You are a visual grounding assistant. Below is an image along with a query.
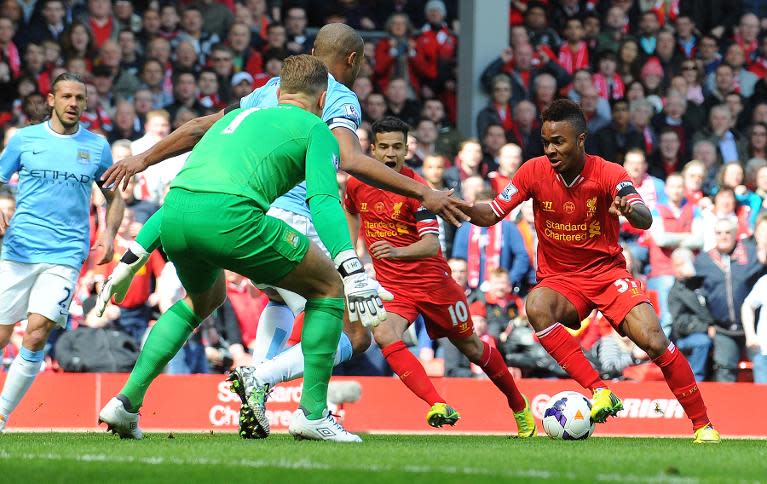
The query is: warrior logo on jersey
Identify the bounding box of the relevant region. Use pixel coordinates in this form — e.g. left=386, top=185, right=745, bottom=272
left=564, top=201, right=576, bottom=214
left=499, top=182, right=518, bottom=201
left=586, top=196, right=597, bottom=216
left=331, top=153, right=340, bottom=170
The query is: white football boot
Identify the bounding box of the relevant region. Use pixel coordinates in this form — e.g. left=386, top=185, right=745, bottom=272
left=98, top=397, right=143, bottom=439
left=288, top=408, right=362, bottom=443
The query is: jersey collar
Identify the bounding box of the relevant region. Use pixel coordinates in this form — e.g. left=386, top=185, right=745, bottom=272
left=45, top=121, right=81, bottom=138
left=554, top=154, right=593, bottom=189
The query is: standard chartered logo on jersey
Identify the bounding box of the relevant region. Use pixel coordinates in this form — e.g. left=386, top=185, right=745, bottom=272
left=543, top=219, right=601, bottom=241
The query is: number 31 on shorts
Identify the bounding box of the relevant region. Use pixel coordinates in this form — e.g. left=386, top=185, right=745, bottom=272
left=613, top=278, right=642, bottom=296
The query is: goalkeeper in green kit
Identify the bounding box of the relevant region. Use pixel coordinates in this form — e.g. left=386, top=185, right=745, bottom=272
left=98, top=55, right=390, bottom=443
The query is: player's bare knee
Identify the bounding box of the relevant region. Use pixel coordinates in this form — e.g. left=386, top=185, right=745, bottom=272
left=457, top=337, right=484, bottom=363
left=0, top=331, right=11, bottom=349
left=372, top=325, right=398, bottom=348
left=644, top=326, right=671, bottom=359
left=525, top=298, right=553, bottom=331
left=22, top=329, right=48, bottom=351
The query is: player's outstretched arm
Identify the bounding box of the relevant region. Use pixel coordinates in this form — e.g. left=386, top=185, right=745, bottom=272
left=92, top=186, right=126, bottom=264
left=333, top=128, right=470, bottom=227
left=102, top=109, right=225, bottom=191
left=461, top=202, right=502, bottom=227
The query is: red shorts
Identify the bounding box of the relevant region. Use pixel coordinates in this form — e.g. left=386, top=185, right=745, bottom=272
left=383, top=280, right=474, bottom=340
left=535, top=266, right=652, bottom=329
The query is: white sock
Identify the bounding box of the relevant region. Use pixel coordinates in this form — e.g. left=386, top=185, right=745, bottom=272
left=251, top=302, right=296, bottom=364
left=0, top=346, right=44, bottom=419
left=255, top=332, right=354, bottom=387
left=275, top=287, right=306, bottom=315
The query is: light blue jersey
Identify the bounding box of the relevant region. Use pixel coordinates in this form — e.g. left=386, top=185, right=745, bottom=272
left=0, top=122, right=112, bottom=269
left=240, top=73, right=362, bottom=218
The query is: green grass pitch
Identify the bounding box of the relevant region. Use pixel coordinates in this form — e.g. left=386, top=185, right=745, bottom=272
left=1, top=433, right=765, bottom=483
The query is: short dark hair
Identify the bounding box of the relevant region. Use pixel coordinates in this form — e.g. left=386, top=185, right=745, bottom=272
left=609, top=97, right=628, bottom=110
left=51, top=72, right=85, bottom=93
left=659, top=126, right=680, bottom=139
left=371, top=116, right=410, bottom=142
left=541, top=99, right=588, bottom=135
left=172, top=68, right=197, bottom=84
left=483, top=122, right=506, bottom=138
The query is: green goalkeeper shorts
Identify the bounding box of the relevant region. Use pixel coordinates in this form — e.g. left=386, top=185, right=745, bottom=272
left=160, top=188, right=310, bottom=294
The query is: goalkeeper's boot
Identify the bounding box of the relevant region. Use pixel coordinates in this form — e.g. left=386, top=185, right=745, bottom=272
left=98, top=397, right=143, bottom=440
left=590, top=388, right=623, bottom=424
left=513, top=395, right=537, bottom=438
left=288, top=408, right=362, bottom=443
left=693, top=423, right=721, bottom=444
left=227, top=367, right=270, bottom=439
left=426, top=402, right=460, bottom=428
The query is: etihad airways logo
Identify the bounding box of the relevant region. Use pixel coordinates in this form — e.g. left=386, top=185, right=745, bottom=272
left=20, top=168, right=94, bottom=185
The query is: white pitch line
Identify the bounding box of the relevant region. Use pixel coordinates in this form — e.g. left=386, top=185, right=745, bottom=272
left=0, top=450, right=703, bottom=483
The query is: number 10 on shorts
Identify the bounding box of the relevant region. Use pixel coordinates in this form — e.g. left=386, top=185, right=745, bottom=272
left=448, top=301, right=469, bottom=326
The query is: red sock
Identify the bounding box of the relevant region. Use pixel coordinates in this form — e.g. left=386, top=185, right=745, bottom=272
left=654, top=343, right=710, bottom=431
left=537, top=323, right=605, bottom=392
left=382, top=340, right=444, bottom=406
left=477, top=342, right=527, bottom=412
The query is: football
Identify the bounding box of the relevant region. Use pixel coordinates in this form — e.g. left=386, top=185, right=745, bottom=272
left=542, top=391, right=596, bottom=440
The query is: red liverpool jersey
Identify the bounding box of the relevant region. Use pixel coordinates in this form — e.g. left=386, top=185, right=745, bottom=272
left=345, top=166, right=451, bottom=290
left=490, top=154, right=645, bottom=279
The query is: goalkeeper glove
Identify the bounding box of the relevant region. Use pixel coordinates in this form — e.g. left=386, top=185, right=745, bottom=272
left=95, top=242, right=150, bottom=316
left=334, top=250, right=393, bottom=328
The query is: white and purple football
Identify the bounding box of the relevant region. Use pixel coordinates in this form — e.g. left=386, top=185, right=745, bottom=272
left=542, top=391, right=596, bottom=440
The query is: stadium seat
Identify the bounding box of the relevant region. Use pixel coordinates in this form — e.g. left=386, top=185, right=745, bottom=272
left=737, top=360, right=754, bottom=383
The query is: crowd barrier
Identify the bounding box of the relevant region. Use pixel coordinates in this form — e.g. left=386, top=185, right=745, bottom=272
left=2, top=374, right=765, bottom=437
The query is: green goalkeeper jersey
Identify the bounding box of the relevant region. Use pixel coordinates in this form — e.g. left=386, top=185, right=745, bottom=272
left=171, top=104, right=341, bottom=212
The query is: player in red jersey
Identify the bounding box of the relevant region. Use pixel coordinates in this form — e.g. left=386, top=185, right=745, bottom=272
left=345, top=117, right=536, bottom=436
left=462, top=100, right=720, bottom=444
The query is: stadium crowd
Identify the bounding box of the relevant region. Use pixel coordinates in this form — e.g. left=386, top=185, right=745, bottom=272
left=0, top=0, right=766, bottom=384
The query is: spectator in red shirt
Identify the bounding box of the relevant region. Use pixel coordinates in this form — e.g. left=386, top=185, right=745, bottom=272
left=415, top=0, right=456, bottom=94
left=735, top=12, right=760, bottom=66
left=158, top=4, right=181, bottom=42
left=374, top=13, right=423, bottom=94
left=79, top=0, right=118, bottom=49
left=197, top=67, right=225, bottom=110
left=476, top=74, right=515, bottom=142
left=0, top=16, right=20, bottom=78
left=558, top=16, right=589, bottom=75
left=227, top=21, right=262, bottom=77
